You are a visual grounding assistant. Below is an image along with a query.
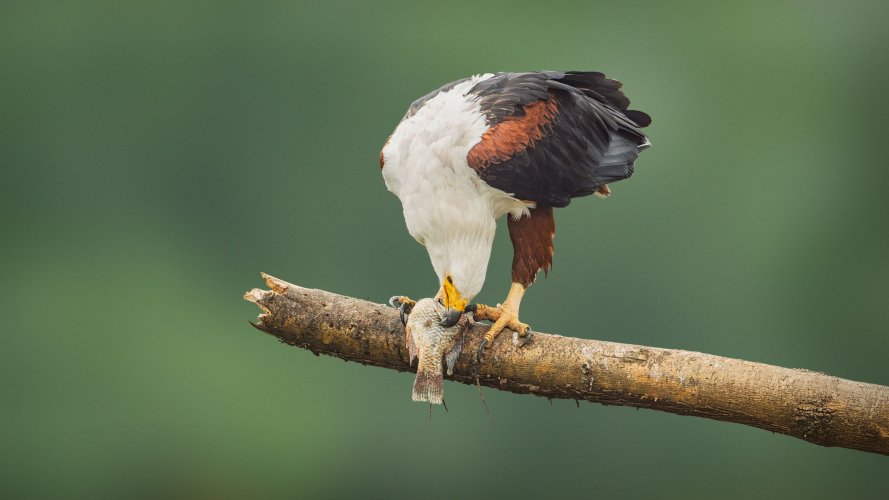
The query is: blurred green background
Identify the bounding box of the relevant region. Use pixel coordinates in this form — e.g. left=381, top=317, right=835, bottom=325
left=2, top=0, right=888, bottom=498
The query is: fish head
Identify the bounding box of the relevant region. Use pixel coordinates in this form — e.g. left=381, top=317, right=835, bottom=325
left=405, top=298, right=447, bottom=331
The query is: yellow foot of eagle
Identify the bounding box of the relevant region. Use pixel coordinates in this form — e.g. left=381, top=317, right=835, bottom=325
left=468, top=283, right=533, bottom=361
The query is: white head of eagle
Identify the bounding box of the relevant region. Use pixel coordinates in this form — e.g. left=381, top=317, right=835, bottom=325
left=381, top=71, right=651, bottom=333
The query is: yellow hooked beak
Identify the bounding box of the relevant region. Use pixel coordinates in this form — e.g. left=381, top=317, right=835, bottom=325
left=440, top=275, right=467, bottom=327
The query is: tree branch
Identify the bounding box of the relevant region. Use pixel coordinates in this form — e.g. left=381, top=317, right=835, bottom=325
left=244, top=273, right=889, bottom=456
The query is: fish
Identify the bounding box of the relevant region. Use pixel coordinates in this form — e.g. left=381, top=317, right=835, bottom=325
left=405, top=298, right=466, bottom=404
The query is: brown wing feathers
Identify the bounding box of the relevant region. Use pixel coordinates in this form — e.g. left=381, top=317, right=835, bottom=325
left=467, top=98, right=559, bottom=170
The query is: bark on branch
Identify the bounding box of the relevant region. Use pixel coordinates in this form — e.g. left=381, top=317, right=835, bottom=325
left=244, top=273, right=889, bottom=456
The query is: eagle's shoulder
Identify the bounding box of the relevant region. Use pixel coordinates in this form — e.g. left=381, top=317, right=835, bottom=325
left=402, top=77, right=472, bottom=120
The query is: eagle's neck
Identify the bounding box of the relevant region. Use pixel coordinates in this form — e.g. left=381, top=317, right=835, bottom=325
left=424, top=214, right=496, bottom=302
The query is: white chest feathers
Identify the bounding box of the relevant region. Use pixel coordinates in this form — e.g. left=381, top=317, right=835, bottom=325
left=381, top=75, right=531, bottom=299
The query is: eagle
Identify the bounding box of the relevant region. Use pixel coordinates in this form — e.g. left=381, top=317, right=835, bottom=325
left=381, top=71, right=651, bottom=356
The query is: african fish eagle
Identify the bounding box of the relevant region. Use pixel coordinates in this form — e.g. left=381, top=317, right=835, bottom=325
left=381, top=71, right=651, bottom=354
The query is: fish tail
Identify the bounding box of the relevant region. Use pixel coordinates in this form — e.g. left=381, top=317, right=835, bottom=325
left=412, top=358, right=443, bottom=405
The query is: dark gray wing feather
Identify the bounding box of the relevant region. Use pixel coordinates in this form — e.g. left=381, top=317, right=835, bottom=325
left=468, top=71, right=651, bottom=207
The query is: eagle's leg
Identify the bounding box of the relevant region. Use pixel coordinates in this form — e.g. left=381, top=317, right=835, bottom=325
left=468, top=204, right=553, bottom=358
left=470, top=282, right=532, bottom=357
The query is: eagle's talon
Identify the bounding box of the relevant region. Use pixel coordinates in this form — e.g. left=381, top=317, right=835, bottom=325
left=509, top=320, right=531, bottom=337
left=472, top=295, right=529, bottom=354
left=389, top=296, right=416, bottom=326
left=475, top=338, right=488, bottom=363
left=513, top=327, right=533, bottom=348
left=388, top=295, right=415, bottom=309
